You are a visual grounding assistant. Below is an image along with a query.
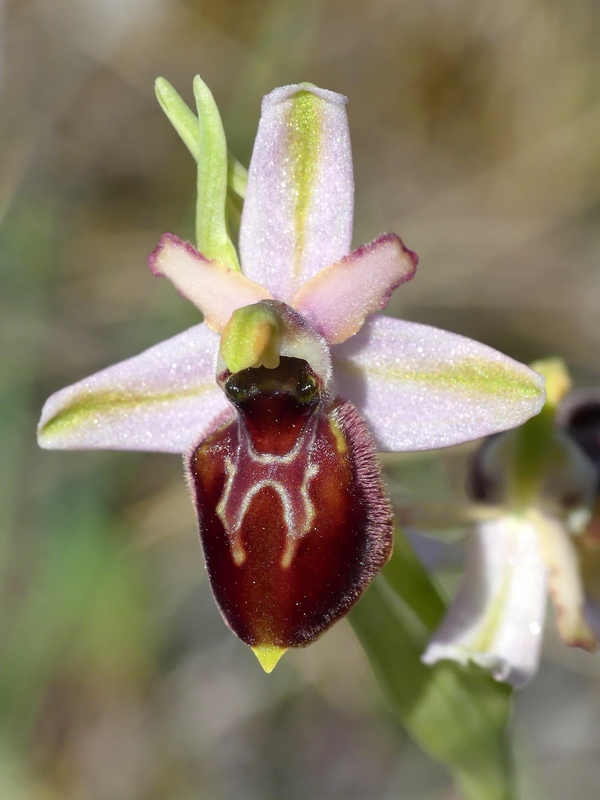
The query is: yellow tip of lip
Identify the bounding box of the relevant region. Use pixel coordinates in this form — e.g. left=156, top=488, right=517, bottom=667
left=251, top=644, right=287, bottom=673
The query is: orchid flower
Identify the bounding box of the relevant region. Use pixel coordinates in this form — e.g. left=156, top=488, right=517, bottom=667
left=423, top=359, right=600, bottom=687
left=37, top=77, right=544, bottom=672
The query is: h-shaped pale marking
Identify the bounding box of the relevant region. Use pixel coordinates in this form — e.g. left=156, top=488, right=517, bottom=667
left=216, top=417, right=320, bottom=568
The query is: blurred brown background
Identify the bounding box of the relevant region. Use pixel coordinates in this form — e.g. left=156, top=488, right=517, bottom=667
left=2, top=0, right=600, bottom=797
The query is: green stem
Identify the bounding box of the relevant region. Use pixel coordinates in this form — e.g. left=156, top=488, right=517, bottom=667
left=383, top=527, right=447, bottom=630
left=351, top=580, right=516, bottom=800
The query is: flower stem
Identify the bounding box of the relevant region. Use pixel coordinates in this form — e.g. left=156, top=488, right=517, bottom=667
left=350, top=531, right=518, bottom=800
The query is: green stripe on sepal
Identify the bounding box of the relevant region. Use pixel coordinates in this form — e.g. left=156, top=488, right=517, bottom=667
left=38, top=385, right=212, bottom=443
left=287, top=87, right=321, bottom=281
left=346, top=357, right=542, bottom=401
left=350, top=536, right=517, bottom=800
left=155, top=76, right=241, bottom=272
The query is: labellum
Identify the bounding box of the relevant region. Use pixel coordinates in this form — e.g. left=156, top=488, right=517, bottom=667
left=187, top=302, right=393, bottom=671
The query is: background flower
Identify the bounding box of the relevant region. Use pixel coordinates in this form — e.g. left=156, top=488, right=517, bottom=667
left=422, top=360, right=600, bottom=687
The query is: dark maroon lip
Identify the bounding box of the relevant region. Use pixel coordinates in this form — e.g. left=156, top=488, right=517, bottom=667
left=187, top=352, right=393, bottom=650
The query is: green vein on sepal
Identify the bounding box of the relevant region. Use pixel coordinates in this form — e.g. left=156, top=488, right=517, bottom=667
left=38, top=385, right=213, bottom=441
left=287, top=89, right=321, bottom=281
left=340, top=357, right=541, bottom=401
left=470, top=567, right=513, bottom=654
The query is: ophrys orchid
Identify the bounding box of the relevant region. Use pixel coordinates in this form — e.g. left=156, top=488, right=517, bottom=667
left=38, top=78, right=545, bottom=671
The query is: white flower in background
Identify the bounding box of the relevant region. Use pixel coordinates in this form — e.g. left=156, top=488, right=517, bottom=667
left=423, top=359, right=600, bottom=687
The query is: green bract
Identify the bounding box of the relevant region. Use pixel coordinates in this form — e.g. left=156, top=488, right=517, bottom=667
left=155, top=76, right=240, bottom=271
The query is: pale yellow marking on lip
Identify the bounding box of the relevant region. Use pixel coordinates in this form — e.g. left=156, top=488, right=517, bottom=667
left=280, top=543, right=297, bottom=570
left=216, top=422, right=320, bottom=572
left=329, top=416, right=348, bottom=454
left=252, top=644, right=287, bottom=673
left=230, top=541, right=246, bottom=566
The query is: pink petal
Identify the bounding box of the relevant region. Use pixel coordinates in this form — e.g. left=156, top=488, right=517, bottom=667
left=332, top=315, right=545, bottom=451
left=38, top=323, right=231, bottom=453
left=292, top=234, right=417, bottom=344
left=422, top=516, right=548, bottom=688
left=240, top=84, right=354, bottom=302
left=149, top=234, right=272, bottom=332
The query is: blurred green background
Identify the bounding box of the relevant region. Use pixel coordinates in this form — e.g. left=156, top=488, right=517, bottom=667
left=2, top=0, right=600, bottom=797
